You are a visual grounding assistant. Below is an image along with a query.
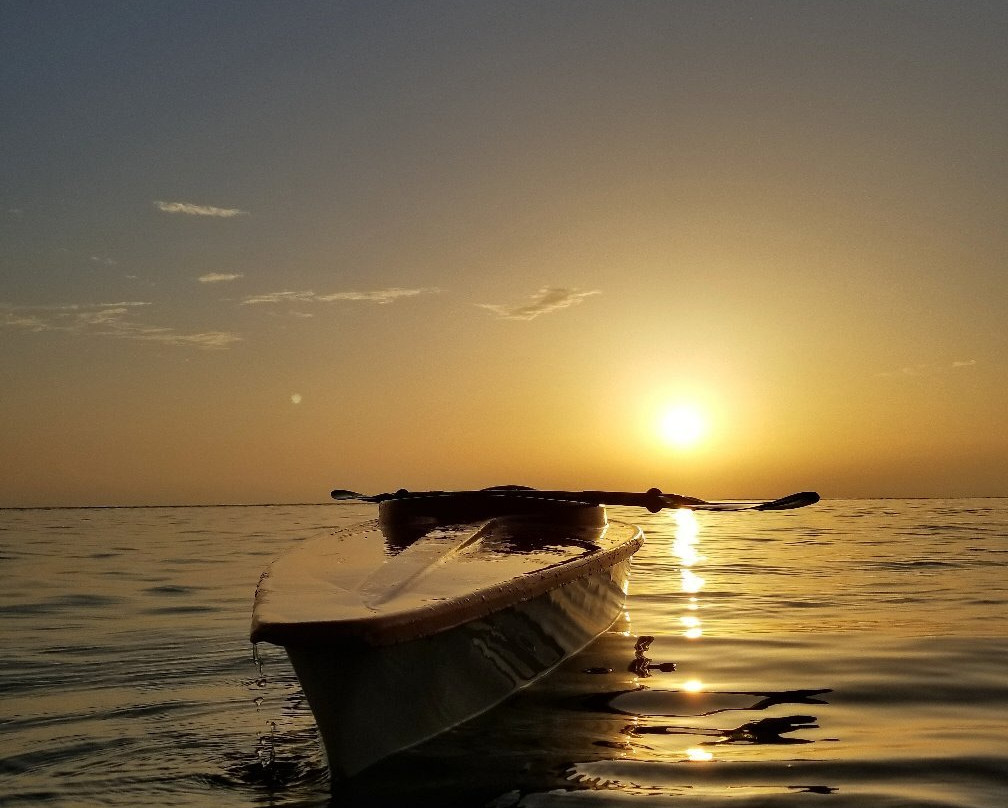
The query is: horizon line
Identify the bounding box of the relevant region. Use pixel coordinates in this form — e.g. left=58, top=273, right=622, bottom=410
left=2, top=495, right=1007, bottom=511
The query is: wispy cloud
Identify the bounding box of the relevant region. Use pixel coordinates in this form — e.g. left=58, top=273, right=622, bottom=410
left=198, top=272, right=244, bottom=284
left=876, top=359, right=979, bottom=378
left=241, top=290, right=317, bottom=306
left=3, top=301, right=151, bottom=314
left=316, top=288, right=437, bottom=303
left=477, top=286, right=600, bottom=320
left=127, top=328, right=244, bottom=349
left=1, top=302, right=241, bottom=350
left=241, top=287, right=439, bottom=306
left=154, top=201, right=248, bottom=218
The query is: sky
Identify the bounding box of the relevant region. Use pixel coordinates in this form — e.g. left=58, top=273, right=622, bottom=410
left=2, top=1, right=1006, bottom=506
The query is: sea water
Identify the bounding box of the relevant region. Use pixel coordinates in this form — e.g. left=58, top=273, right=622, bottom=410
left=1, top=499, right=1006, bottom=807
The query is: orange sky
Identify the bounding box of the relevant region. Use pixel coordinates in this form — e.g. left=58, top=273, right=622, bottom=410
left=2, top=3, right=1005, bottom=505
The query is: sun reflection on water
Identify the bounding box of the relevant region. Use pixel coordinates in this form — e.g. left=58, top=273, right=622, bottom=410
left=672, top=509, right=700, bottom=563
left=671, top=509, right=705, bottom=637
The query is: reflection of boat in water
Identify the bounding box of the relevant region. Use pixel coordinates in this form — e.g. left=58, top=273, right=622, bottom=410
left=250, top=486, right=819, bottom=782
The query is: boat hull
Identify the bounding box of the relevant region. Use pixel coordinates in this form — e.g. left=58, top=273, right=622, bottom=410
left=284, top=553, right=634, bottom=780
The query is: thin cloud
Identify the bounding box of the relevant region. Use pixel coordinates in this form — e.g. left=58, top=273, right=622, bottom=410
left=1, top=301, right=241, bottom=350
left=242, top=290, right=318, bottom=306
left=876, top=359, right=979, bottom=378
left=316, top=287, right=437, bottom=304
left=2, top=301, right=152, bottom=314
left=198, top=272, right=244, bottom=284
left=154, top=201, right=248, bottom=218
left=241, top=287, right=439, bottom=306
left=127, top=328, right=243, bottom=349
left=478, top=286, right=600, bottom=320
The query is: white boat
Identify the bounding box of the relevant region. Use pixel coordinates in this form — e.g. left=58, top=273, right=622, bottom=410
left=249, top=486, right=819, bottom=781
left=250, top=490, right=640, bottom=780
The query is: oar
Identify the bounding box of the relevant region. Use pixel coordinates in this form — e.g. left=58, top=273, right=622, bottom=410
left=330, top=487, right=820, bottom=512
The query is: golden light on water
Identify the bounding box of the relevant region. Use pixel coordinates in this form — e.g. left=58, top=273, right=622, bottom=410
left=681, top=567, right=705, bottom=595
left=681, top=615, right=703, bottom=639
left=672, top=508, right=705, bottom=637
left=686, top=747, right=714, bottom=762
left=672, top=509, right=701, bottom=563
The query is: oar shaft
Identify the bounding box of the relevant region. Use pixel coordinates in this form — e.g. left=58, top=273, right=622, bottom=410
left=331, top=487, right=820, bottom=512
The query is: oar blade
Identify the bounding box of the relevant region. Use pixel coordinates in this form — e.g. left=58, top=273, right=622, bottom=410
left=754, top=491, right=821, bottom=510
left=330, top=489, right=367, bottom=501
left=684, top=491, right=821, bottom=511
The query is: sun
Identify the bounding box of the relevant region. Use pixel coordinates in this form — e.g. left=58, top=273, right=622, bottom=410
left=659, top=404, right=707, bottom=448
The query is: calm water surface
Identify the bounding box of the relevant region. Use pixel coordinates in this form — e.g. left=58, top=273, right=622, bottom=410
left=2, top=499, right=1006, bottom=807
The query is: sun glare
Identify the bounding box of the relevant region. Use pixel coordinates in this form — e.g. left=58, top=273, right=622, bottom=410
left=659, top=404, right=706, bottom=448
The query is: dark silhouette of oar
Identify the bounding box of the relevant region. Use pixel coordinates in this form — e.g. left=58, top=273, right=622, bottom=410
left=330, top=487, right=820, bottom=512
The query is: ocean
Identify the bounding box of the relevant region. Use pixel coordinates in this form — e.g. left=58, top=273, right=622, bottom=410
left=2, top=499, right=1006, bottom=807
